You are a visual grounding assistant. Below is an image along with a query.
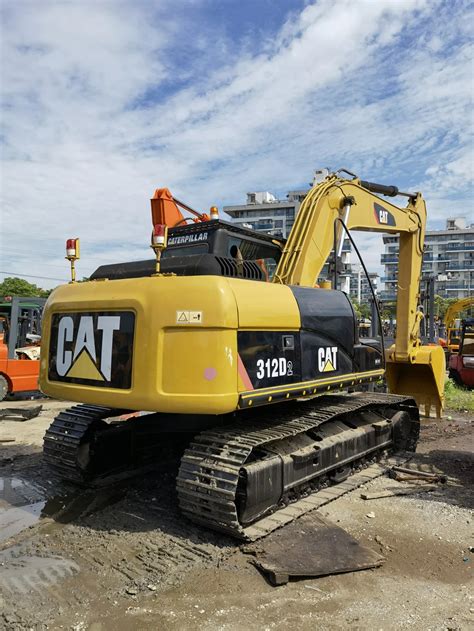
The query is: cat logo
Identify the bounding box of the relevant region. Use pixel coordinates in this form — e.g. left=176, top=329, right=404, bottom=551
left=374, top=203, right=396, bottom=227
left=379, top=209, right=389, bottom=224
left=318, top=346, right=338, bottom=372
left=49, top=311, right=135, bottom=388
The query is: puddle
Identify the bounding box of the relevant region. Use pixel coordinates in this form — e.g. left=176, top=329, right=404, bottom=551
left=0, top=477, right=45, bottom=508
left=0, top=501, right=46, bottom=544
left=0, top=477, right=47, bottom=544
left=42, top=484, right=126, bottom=523
left=0, top=476, right=125, bottom=544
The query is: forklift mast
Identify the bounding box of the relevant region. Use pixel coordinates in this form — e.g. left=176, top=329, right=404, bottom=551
left=2, top=297, right=46, bottom=358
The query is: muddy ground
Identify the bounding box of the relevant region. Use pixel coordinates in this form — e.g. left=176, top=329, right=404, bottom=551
left=0, top=398, right=472, bottom=630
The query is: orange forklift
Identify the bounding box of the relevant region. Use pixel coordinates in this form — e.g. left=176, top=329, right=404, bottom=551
left=0, top=296, right=45, bottom=400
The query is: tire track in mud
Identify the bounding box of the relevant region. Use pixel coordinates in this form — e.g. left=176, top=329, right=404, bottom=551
left=0, top=466, right=232, bottom=620
left=58, top=510, right=231, bottom=595
left=0, top=544, right=79, bottom=595
left=0, top=474, right=233, bottom=629
left=0, top=435, right=233, bottom=631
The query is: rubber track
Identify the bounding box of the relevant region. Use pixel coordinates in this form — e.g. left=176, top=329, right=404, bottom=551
left=176, top=392, right=418, bottom=540
left=43, top=404, right=128, bottom=483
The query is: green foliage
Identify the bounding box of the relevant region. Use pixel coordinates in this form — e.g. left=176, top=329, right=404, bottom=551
left=352, top=299, right=371, bottom=320
left=0, top=276, right=53, bottom=298
left=434, top=295, right=458, bottom=320
left=380, top=303, right=396, bottom=320
left=444, top=379, right=474, bottom=412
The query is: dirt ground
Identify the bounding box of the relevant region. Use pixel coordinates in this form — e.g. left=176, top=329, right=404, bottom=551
left=0, top=397, right=472, bottom=631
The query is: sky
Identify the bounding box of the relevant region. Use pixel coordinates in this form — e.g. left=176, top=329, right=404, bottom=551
left=1, top=0, right=473, bottom=288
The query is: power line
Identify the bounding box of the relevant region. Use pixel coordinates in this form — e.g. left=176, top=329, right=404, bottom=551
left=0, top=258, right=71, bottom=272
left=0, top=271, right=67, bottom=282
left=0, top=247, right=148, bottom=266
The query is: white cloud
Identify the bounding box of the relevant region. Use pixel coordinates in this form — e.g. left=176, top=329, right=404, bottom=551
left=1, top=0, right=472, bottom=287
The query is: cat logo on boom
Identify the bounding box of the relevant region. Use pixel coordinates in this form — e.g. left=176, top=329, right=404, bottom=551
left=374, top=203, right=396, bottom=227
left=318, top=347, right=338, bottom=372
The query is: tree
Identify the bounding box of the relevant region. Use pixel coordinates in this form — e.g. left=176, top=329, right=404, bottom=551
left=351, top=299, right=371, bottom=320
left=380, top=303, right=396, bottom=321
left=433, top=295, right=458, bottom=320
left=0, top=277, right=53, bottom=298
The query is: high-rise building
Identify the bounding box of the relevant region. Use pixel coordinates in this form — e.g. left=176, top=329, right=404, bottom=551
left=223, top=189, right=304, bottom=239
left=224, top=181, right=379, bottom=300
left=380, top=217, right=474, bottom=301
left=349, top=270, right=379, bottom=303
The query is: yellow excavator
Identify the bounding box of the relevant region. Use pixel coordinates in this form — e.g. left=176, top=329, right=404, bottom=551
left=444, top=297, right=474, bottom=354
left=39, top=169, right=445, bottom=539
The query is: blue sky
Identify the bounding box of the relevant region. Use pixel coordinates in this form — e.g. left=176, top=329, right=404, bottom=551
left=1, top=0, right=473, bottom=287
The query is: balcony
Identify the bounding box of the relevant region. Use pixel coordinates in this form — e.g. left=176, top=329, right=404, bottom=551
left=381, top=254, right=398, bottom=263
left=445, top=243, right=474, bottom=251
left=446, top=261, right=474, bottom=271
left=381, top=277, right=397, bottom=283
left=379, top=292, right=397, bottom=301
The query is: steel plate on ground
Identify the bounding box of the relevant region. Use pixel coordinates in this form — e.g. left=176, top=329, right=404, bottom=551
left=246, top=512, right=384, bottom=586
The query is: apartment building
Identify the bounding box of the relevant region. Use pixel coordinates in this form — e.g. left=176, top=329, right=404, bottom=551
left=223, top=189, right=305, bottom=239
left=224, top=182, right=378, bottom=300
left=380, top=217, right=474, bottom=301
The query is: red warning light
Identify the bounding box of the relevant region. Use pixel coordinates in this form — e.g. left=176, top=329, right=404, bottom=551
left=152, top=224, right=167, bottom=246
left=66, top=238, right=79, bottom=258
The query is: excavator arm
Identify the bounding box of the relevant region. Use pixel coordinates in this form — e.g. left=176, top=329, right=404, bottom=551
left=274, top=171, right=445, bottom=416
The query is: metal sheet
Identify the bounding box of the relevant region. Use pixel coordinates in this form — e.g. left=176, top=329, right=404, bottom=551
left=0, top=406, right=43, bottom=421
left=248, top=512, right=384, bottom=585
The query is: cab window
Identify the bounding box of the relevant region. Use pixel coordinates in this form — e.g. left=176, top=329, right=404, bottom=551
left=227, top=236, right=281, bottom=280
left=162, top=243, right=209, bottom=258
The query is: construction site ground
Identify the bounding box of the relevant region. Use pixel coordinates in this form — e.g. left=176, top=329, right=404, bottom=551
left=0, top=398, right=472, bottom=631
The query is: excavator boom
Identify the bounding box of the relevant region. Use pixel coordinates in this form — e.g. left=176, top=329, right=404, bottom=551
left=274, top=171, right=445, bottom=415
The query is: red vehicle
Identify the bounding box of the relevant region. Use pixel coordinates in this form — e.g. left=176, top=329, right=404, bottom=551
left=448, top=318, right=474, bottom=389
left=0, top=297, right=45, bottom=400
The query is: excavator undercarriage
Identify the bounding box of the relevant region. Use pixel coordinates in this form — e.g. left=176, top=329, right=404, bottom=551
left=44, top=392, right=418, bottom=540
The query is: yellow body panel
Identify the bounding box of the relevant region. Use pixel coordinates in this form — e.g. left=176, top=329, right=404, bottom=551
left=227, top=279, right=300, bottom=330
left=41, top=276, right=240, bottom=414
left=40, top=276, right=303, bottom=414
